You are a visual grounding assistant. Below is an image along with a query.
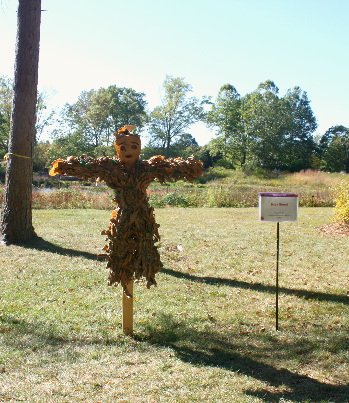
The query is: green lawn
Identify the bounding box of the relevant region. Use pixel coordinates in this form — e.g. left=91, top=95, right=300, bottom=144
left=0, top=208, right=348, bottom=402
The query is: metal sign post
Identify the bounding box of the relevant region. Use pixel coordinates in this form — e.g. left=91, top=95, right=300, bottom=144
left=276, top=222, right=280, bottom=331
left=259, top=193, right=298, bottom=331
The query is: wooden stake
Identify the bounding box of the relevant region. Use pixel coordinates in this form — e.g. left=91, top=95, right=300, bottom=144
left=122, top=280, right=133, bottom=335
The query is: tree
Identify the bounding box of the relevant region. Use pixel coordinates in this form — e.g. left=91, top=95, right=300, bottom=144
left=319, top=125, right=349, bottom=172
left=35, top=88, right=57, bottom=142
left=243, top=80, right=285, bottom=169
left=281, top=87, right=317, bottom=171
left=0, top=76, right=13, bottom=159
left=206, top=84, right=250, bottom=167
left=204, top=80, right=318, bottom=171
left=148, top=75, right=208, bottom=158
left=241, top=81, right=317, bottom=171
left=142, top=132, right=199, bottom=160
left=51, top=86, right=148, bottom=158
left=1, top=76, right=56, bottom=164
left=1, top=0, right=41, bottom=244
left=108, top=86, right=148, bottom=132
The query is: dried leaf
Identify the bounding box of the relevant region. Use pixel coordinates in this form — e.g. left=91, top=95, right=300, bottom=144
left=50, top=153, right=203, bottom=289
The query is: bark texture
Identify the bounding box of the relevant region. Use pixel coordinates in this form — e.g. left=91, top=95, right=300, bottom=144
left=1, top=0, right=41, bottom=244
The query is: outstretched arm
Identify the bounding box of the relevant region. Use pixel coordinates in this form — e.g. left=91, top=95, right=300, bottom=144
left=144, top=155, right=204, bottom=183
left=49, top=155, right=116, bottom=182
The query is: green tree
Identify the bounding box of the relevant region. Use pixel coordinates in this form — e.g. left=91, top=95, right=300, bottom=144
left=142, top=132, right=199, bottom=160
left=52, top=86, right=148, bottom=157
left=108, top=86, right=148, bottom=132
left=319, top=125, right=349, bottom=172
left=0, top=75, right=55, bottom=161
left=206, top=84, right=248, bottom=166
left=58, top=89, right=110, bottom=149
left=33, top=140, right=57, bottom=172
left=281, top=87, right=317, bottom=171
left=205, top=80, right=318, bottom=171
left=243, top=80, right=284, bottom=169
left=35, top=88, right=57, bottom=142
left=0, top=76, right=13, bottom=159
left=148, top=75, right=208, bottom=158
left=1, top=0, right=41, bottom=244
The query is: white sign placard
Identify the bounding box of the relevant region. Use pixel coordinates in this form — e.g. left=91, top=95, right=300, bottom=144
left=259, top=193, right=298, bottom=222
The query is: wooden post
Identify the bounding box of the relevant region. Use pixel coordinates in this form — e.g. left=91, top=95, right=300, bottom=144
left=122, top=280, right=133, bottom=335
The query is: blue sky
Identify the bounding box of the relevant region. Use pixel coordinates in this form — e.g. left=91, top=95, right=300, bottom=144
left=1, top=0, right=348, bottom=145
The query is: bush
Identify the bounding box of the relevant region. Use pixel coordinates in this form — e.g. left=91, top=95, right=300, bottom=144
left=197, top=167, right=232, bottom=184
left=149, top=191, right=192, bottom=208
left=331, top=180, right=349, bottom=224
left=206, top=186, right=250, bottom=208
left=214, top=159, right=235, bottom=169
left=0, top=167, right=6, bottom=183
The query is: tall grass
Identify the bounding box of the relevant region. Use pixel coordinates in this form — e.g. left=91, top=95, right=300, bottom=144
left=0, top=169, right=346, bottom=209
left=32, top=187, right=114, bottom=210
left=287, top=169, right=342, bottom=186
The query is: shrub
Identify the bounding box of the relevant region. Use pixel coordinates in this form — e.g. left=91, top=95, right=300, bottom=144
left=149, top=191, right=192, bottom=208
left=197, top=167, right=232, bottom=184
left=206, top=186, right=251, bottom=208
left=331, top=180, right=349, bottom=224
left=0, top=167, right=6, bottom=183
left=214, top=159, right=235, bottom=169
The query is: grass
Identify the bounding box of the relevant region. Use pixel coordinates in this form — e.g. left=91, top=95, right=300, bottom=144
left=147, top=169, right=346, bottom=208
left=0, top=207, right=348, bottom=402
left=0, top=168, right=342, bottom=210
left=1, top=168, right=347, bottom=209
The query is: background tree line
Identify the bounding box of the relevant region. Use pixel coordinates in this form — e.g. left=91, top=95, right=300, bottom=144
left=1, top=75, right=348, bottom=173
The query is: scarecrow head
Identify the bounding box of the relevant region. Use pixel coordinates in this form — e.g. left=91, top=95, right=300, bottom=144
left=114, top=125, right=141, bottom=168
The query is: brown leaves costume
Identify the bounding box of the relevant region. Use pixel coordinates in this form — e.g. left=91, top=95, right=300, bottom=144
left=50, top=133, right=203, bottom=294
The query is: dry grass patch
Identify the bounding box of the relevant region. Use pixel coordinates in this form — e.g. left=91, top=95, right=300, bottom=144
left=319, top=223, right=349, bottom=237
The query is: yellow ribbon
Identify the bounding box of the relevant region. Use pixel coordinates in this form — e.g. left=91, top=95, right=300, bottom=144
left=4, top=153, right=32, bottom=160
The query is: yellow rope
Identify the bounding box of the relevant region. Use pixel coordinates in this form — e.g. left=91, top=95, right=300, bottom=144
left=4, top=153, right=32, bottom=160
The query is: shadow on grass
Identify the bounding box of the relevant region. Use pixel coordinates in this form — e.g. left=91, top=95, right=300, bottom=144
left=1, top=315, right=122, bottom=352
left=23, top=236, right=102, bottom=261
left=18, top=237, right=347, bottom=305
left=161, top=267, right=349, bottom=305
left=134, top=313, right=349, bottom=403
left=2, top=310, right=348, bottom=402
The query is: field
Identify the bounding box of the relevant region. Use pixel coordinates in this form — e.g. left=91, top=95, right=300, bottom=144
left=0, top=207, right=348, bottom=402
left=0, top=168, right=346, bottom=210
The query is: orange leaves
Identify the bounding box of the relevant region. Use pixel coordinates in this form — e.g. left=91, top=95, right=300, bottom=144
left=49, top=159, right=64, bottom=176
left=117, top=126, right=129, bottom=134
left=48, top=151, right=203, bottom=291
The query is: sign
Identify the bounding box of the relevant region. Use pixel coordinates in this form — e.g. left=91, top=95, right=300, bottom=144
left=258, top=192, right=299, bottom=330
left=259, top=193, right=298, bottom=222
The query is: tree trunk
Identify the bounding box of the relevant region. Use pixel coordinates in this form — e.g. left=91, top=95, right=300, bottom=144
left=0, top=0, right=41, bottom=244
left=166, top=131, right=171, bottom=158
left=241, top=151, right=246, bottom=167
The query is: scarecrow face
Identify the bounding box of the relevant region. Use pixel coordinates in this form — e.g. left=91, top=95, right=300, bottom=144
left=115, top=135, right=141, bottom=168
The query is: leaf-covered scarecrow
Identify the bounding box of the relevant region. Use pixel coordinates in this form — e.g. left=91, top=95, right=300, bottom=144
left=50, top=125, right=203, bottom=295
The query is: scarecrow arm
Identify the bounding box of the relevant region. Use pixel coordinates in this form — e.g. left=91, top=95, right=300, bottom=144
left=145, top=155, right=204, bottom=183
left=49, top=156, right=116, bottom=182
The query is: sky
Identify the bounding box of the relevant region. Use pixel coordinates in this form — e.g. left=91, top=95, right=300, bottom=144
left=1, top=0, right=348, bottom=145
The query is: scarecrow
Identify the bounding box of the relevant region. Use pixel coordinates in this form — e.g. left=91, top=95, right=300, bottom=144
left=50, top=125, right=203, bottom=295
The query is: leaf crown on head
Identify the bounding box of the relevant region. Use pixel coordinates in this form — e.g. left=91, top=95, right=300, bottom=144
left=114, top=125, right=140, bottom=141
